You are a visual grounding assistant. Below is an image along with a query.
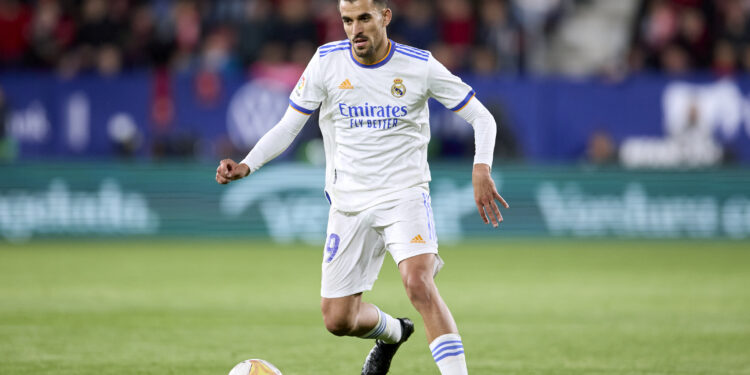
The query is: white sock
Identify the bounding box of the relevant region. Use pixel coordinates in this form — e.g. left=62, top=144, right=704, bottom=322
left=430, top=333, right=468, bottom=375
left=359, top=306, right=402, bottom=344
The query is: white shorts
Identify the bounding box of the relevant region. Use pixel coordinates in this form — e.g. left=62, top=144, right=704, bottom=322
left=320, top=186, right=444, bottom=298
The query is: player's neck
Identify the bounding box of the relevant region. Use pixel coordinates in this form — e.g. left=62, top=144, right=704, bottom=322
left=353, top=38, right=391, bottom=66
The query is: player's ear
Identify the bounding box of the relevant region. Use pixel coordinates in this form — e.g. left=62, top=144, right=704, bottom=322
left=382, top=8, right=392, bottom=27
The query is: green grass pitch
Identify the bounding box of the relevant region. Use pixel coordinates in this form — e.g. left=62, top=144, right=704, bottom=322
left=1, top=239, right=749, bottom=375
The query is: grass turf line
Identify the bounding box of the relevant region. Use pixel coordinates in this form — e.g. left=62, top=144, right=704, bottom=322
left=1, top=239, right=749, bottom=375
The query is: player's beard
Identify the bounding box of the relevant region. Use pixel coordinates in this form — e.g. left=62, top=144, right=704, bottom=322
left=352, top=35, right=375, bottom=59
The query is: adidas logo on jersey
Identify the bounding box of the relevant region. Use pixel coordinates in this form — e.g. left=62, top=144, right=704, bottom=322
left=410, top=234, right=426, bottom=244
left=339, top=79, right=354, bottom=89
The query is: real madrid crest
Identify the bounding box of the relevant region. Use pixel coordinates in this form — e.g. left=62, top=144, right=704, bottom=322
left=391, top=78, right=406, bottom=98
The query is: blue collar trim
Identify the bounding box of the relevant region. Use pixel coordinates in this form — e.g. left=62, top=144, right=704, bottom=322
left=349, top=40, right=395, bottom=69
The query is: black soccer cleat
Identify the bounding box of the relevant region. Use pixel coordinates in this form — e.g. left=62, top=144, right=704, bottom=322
left=361, top=318, right=415, bottom=375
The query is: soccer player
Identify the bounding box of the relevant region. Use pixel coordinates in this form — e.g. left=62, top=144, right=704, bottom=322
left=216, top=0, right=508, bottom=374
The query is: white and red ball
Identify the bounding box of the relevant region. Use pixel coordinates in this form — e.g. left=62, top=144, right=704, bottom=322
left=228, top=359, right=282, bottom=375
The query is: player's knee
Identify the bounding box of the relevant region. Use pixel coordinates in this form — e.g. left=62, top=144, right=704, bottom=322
left=320, top=298, right=358, bottom=336
left=404, top=273, right=435, bottom=307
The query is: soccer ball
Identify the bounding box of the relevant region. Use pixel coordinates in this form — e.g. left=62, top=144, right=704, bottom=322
left=228, top=359, right=282, bottom=375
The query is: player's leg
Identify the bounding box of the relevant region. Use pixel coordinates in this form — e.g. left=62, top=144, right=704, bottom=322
left=320, top=206, right=406, bottom=346
left=399, top=254, right=467, bottom=375
left=320, top=293, right=376, bottom=336
left=320, top=294, right=405, bottom=343
left=398, top=254, right=456, bottom=340
left=381, top=189, right=468, bottom=374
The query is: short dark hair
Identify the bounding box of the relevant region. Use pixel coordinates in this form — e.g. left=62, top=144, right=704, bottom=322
left=339, top=0, right=388, bottom=9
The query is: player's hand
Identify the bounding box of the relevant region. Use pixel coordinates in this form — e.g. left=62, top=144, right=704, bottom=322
left=472, top=163, right=509, bottom=228
left=216, top=159, right=250, bottom=184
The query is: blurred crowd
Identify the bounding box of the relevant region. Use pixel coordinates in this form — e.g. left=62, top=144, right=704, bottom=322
left=5, top=0, right=750, bottom=78
left=4, top=0, right=750, bottom=166
left=0, top=0, right=567, bottom=78
left=629, top=0, right=750, bottom=76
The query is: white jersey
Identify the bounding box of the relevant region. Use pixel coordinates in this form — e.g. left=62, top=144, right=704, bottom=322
left=289, top=39, right=475, bottom=213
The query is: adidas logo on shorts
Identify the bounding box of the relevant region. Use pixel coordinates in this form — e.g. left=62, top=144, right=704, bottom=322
left=410, top=234, right=426, bottom=244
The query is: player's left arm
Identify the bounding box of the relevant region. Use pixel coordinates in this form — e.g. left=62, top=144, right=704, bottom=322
left=425, top=54, right=508, bottom=226
left=455, top=97, right=510, bottom=227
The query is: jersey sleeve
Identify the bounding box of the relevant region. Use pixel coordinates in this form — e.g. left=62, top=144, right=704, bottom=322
left=288, top=51, right=326, bottom=115
left=426, top=55, right=476, bottom=112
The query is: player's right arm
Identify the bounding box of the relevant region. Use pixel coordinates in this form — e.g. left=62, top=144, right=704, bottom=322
left=215, top=49, right=326, bottom=185
left=215, top=106, right=312, bottom=184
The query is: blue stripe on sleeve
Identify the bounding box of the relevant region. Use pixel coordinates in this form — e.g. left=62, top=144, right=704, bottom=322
left=319, top=41, right=350, bottom=50
left=320, top=46, right=351, bottom=57
left=449, top=90, right=476, bottom=112
left=395, top=44, right=429, bottom=57
left=394, top=48, right=428, bottom=61
left=288, top=99, right=314, bottom=115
